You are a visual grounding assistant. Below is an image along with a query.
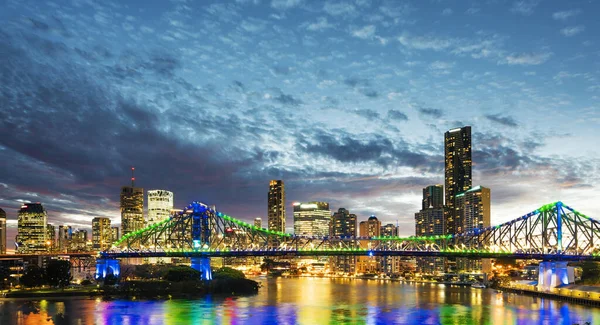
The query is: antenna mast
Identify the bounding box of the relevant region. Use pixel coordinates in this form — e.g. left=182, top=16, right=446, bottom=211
left=131, top=167, right=135, bottom=187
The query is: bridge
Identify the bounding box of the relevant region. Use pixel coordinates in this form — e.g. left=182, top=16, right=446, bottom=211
left=97, top=201, right=600, bottom=287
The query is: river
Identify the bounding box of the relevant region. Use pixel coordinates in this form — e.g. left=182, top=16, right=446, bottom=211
left=1, top=277, right=599, bottom=324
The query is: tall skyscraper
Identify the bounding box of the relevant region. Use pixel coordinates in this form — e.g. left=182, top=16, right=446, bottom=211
left=444, top=126, right=472, bottom=234
left=58, top=225, right=72, bottom=253
left=293, top=202, right=331, bottom=237
left=147, top=190, right=174, bottom=225
left=111, top=226, right=120, bottom=242
left=455, top=186, right=492, bottom=273
left=92, top=217, right=112, bottom=251
left=330, top=208, right=357, bottom=274
left=380, top=223, right=401, bottom=274
left=380, top=223, right=398, bottom=237
left=415, top=185, right=446, bottom=274
left=15, top=203, right=47, bottom=254
left=121, top=173, right=144, bottom=236
left=422, top=185, right=444, bottom=210
left=254, top=218, right=262, bottom=228
left=359, top=216, right=381, bottom=237
left=0, top=208, right=6, bottom=254
left=267, top=180, right=285, bottom=232
left=46, top=223, right=56, bottom=252
left=70, top=229, right=88, bottom=252
left=357, top=216, right=381, bottom=274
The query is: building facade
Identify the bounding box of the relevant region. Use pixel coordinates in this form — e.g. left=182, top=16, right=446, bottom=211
left=58, top=225, right=72, bottom=253
left=330, top=208, right=357, bottom=274
left=444, top=126, right=472, bottom=235
left=0, top=208, right=6, bottom=254
left=69, top=229, right=88, bottom=252
left=423, top=185, right=444, bottom=210
left=267, top=180, right=285, bottom=233
left=147, top=190, right=173, bottom=225
left=46, top=223, right=56, bottom=252
left=254, top=218, right=262, bottom=228
left=293, top=202, right=331, bottom=237
left=455, top=186, right=492, bottom=273
left=92, top=217, right=112, bottom=251
left=357, top=216, right=381, bottom=274
left=111, top=227, right=120, bottom=242
left=15, top=203, right=47, bottom=254
left=415, top=186, right=446, bottom=274
left=121, top=186, right=144, bottom=236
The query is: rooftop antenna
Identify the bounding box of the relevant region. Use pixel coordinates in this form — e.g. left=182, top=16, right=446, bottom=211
left=131, top=167, right=135, bottom=187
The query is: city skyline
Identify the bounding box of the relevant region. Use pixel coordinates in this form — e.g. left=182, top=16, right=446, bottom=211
left=1, top=0, right=599, bottom=251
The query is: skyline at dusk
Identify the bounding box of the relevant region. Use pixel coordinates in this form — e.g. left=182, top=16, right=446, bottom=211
left=1, top=0, right=599, bottom=252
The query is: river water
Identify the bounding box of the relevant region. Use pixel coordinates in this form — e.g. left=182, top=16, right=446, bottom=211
left=1, top=277, right=599, bottom=324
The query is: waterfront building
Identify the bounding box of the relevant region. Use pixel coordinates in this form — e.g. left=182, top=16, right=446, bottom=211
left=58, top=225, right=72, bottom=253
left=111, top=226, right=120, bottom=242
left=268, top=180, right=285, bottom=232
left=147, top=190, right=173, bottom=225
left=423, top=185, right=444, bottom=210
left=121, top=186, right=144, bottom=236
left=293, top=202, right=331, bottom=237
left=455, top=186, right=492, bottom=273
left=69, top=229, right=88, bottom=252
left=416, top=185, right=446, bottom=274
left=254, top=218, right=262, bottom=229
left=330, top=208, right=357, bottom=274
left=444, top=126, right=472, bottom=235
left=46, top=223, right=56, bottom=252
left=92, top=217, right=112, bottom=251
left=0, top=208, right=6, bottom=254
left=380, top=223, right=402, bottom=274
left=357, top=216, right=381, bottom=274
left=15, top=203, right=47, bottom=254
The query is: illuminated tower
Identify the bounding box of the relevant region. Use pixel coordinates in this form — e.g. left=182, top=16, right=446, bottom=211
left=444, top=126, right=472, bottom=234
left=15, top=203, right=47, bottom=254
left=357, top=216, right=381, bottom=274
left=0, top=208, right=6, bottom=254
left=293, top=202, right=330, bottom=237
left=455, top=186, right=492, bottom=273
left=331, top=208, right=357, bottom=274
left=267, top=180, right=285, bottom=232
left=147, top=190, right=174, bottom=225
left=92, top=217, right=112, bottom=251
left=58, top=225, right=72, bottom=253
left=121, top=167, right=144, bottom=236
left=46, top=223, right=56, bottom=252
left=423, top=185, right=444, bottom=210
left=254, top=218, right=262, bottom=228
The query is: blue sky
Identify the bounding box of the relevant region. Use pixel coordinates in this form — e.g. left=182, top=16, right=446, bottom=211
left=0, top=0, right=599, bottom=248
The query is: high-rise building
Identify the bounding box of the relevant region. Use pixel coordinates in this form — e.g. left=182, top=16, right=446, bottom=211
left=357, top=216, right=381, bottom=274
left=0, top=208, right=6, bottom=254
left=293, top=202, right=331, bottom=237
left=422, top=185, right=444, bottom=210
left=46, top=223, right=56, bottom=252
left=444, top=126, right=472, bottom=234
left=92, top=217, right=112, bottom=251
left=380, top=223, right=402, bottom=274
left=147, top=190, right=173, bottom=225
left=330, top=208, right=357, bottom=274
left=254, top=218, right=262, bottom=228
left=121, top=186, right=144, bottom=236
left=58, top=225, right=72, bottom=253
left=15, top=203, right=47, bottom=254
left=381, top=223, right=398, bottom=237
left=111, top=226, right=120, bottom=242
left=455, top=186, right=492, bottom=273
left=69, top=229, right=88, bottom=252
left=267, top=180, right=285, bottom=233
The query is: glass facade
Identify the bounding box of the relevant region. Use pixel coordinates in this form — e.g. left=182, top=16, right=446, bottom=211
left=293, top=202, right=331, bottom=237
left=121, top=186, right=144, bottom=236
left=444, top=126, right=472, bottom=234
left=16, top=203, right=47, bottom=254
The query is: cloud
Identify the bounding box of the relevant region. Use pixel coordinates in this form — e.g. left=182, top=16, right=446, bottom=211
left=353, top=109, right=380, bottom=120
left=306, top=17, right=334, bottom=31
left=560, top=26, right=585, bottom=37
left=351, top=25, right=376, bottom=39
left=386, top=110, right=408, bottom=121
left=510, top=0, right=540, bottom=16
left=552, top=9, right=581, bottom=21
left=502, top=52, right=552, bottom=65
left=441, top=8, right=453, bottom=16
left=428, top=61, right=455, bottom=75
left=324, top=1, right=357, bottom=17
left=485, top=114, right=519, bottom=127
left=273, top=93, right=303, bottom=106
left=271, top=0, right=302, bottom=10
left=343, top=76, right=379, bottom=98
left=417, top=107, right=443, bottom=118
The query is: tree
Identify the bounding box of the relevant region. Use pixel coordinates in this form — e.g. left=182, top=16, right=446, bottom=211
left=164, top=266, right=201, bottom=282
left=579, top=262, right=600, bottom=284
left=0, top=265, right=11, bottom=289
left=20, top=265, right=46, bottom=288
left=46, top=260, right=72, bottom=288
left=213, top=267, right=245, bottom=280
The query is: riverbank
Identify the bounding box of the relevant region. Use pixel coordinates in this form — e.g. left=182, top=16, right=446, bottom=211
left=501, top=283, right=600, bottom=307
left=1, top=287, right=101, bottom=299
left=273, top=274, right=476, bottom=286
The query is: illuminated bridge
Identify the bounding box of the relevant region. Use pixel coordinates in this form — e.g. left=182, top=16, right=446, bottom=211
left=97, top=201, right=600, bottom=284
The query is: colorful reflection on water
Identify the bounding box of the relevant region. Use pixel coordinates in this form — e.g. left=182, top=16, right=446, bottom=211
left=1, top=277, right=600, bottom=324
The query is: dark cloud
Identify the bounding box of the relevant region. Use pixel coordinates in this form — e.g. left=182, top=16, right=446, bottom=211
left=387, top=110, right=409, bottom=121
left=485, top=114, right=518, bottom=127
left=353, top=109, right=380, bottom=120
left=273, top=93, right=303, bottom=106
left=343, top=76, right=380, bottom=98
left=418, top=107, right=443, bottom=118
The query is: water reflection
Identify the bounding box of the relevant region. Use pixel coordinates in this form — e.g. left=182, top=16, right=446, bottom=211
left=1, top=278, right=599, bottom=324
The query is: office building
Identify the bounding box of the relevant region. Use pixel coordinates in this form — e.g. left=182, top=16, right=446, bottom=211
left=111, top=226, right=120, bottom=242
left=423, top=185, right=444, bottom=210
left=415, top=185, right=446, bottom=274
left=267, top=180, right=285, bottom=233
left=0, top=208, right=6, bottom=254
left=58, top=225, right=72, bottom=253
left=69, top=229, right=88, bottom=252
left=121, top=186, right=144, bottom=236
left=444, top=126, right=472, bottom=234
left=15, top=203, right=47, bottom=254
left=147, top=190, right=173, bottom=225
left=380, top=223, right=402, bottom=274
left=92, top=217, right=112, bottom=251
left=330, top=208, right=357, bottom=274
left=254, top=218, right=262, bottom=228
left=46, top=223, right=56, bottom=252
left=455, top=186, right=492, bottom=273
left=381, top=223, right=398, bottom=237
left=293, top=202, right=331, bottom=237
left=357, top=216, right=381, bottom=274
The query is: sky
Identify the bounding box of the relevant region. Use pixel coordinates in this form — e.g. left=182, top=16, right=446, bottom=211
left=0, top=0, right=599, bottom=250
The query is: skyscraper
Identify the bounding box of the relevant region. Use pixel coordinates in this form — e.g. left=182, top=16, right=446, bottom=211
left=111, top=227, right=120, bottom=242
left=0, top=208, right=6, bottom=254
left=422, top=185, right=444, bottom=210
left=254, top=218, right=262, bottom=228
left=70, top=229, right=88, bottom=252
left=267, top=180, right=285, bottom=233
left=15, top=203, right=47, bottom=254
left=455, top=186, right=492, bottom=273
left=357, top=216, right=381, bottom=274
left=444, top=126, right=472, bottom=234
left=121, top=186, right=144, bottom=236
left=147, top=190, right=174, bottom=225
left=359, top=216, right=381, bottom=238
left=415, top=185, right=446, bottom=274
left=330, top=208, right=357, bottom=274
left=92, top=217, right=112, bottom=251
left=46, top=223, right=56, bottom=252
left=58, top=225, right=72, bottom=253
left=380, top=223, right=401, bottom=275
left=293, top=202, right=331, bottom=237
